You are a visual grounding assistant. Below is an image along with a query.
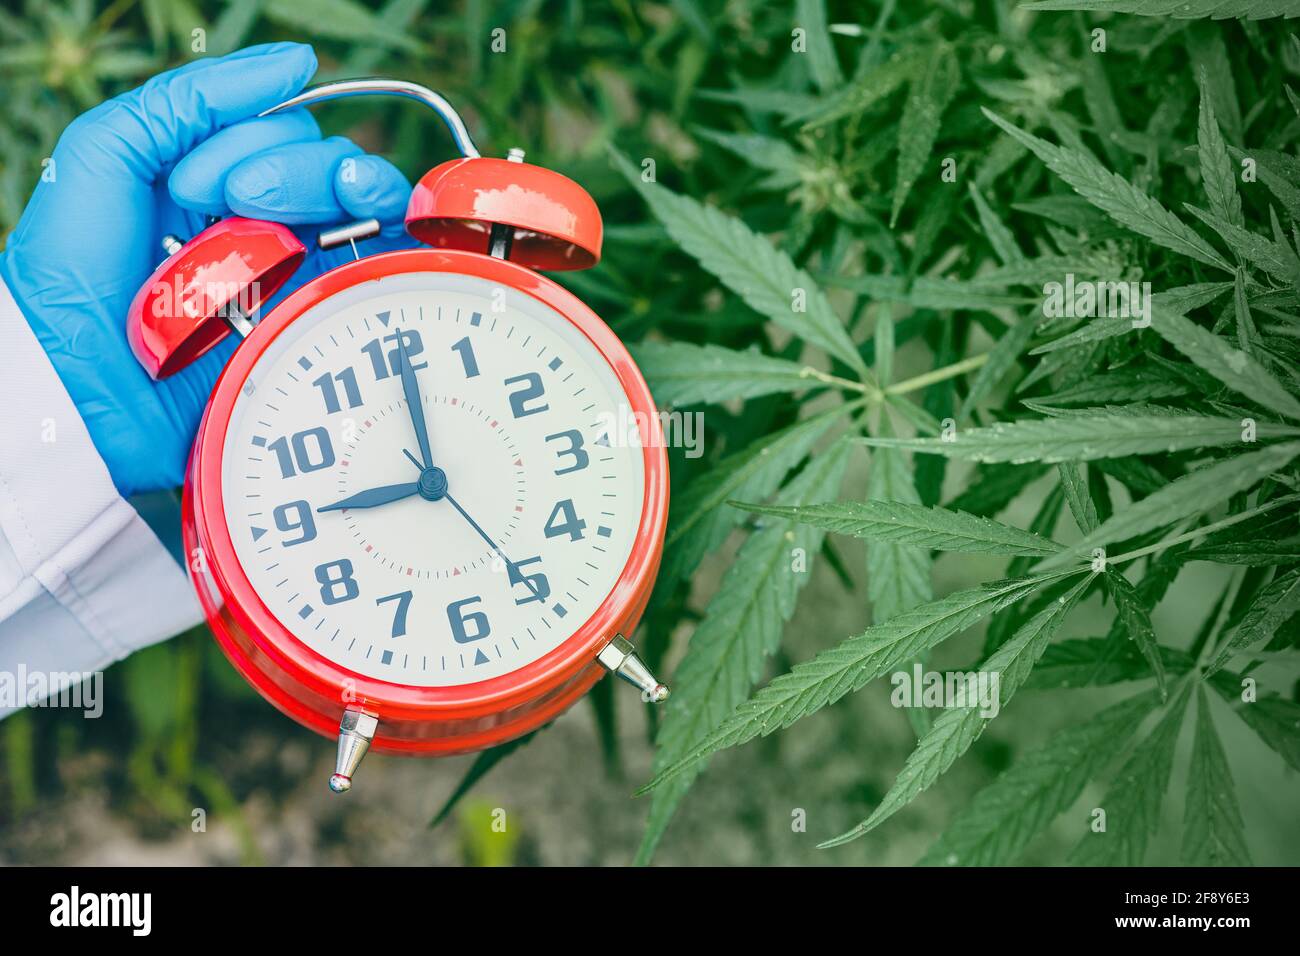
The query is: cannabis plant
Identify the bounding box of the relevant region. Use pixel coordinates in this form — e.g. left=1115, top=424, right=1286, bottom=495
left=621, top=3, right=1300, bottom=864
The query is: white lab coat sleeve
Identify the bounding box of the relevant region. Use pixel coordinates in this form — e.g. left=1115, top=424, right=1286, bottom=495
left=0, top=276, right=201, bottom=718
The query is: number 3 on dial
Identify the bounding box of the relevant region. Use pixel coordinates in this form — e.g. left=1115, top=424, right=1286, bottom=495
left=545, top=430, right=588, bottom=475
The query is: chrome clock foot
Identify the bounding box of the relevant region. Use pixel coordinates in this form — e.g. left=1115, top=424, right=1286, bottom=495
left=597, top=634, right=670, bottom=703
left=330, top=709, right=379, bottom=794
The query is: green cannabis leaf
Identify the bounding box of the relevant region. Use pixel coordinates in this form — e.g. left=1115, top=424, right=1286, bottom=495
left=862, top=416, right=1300, bottom=464
left=660, top=404, right=856, bottom=583
left=821, top=575, right=1093, bottom=847
left=1021, top=1, right=1300, bottom=21
left=863, top=431, right=935, bottom=620
left=892, top=43, right=960, bottom=226
left=630, top=341, right=821, bottom=407
left=1206, top=566, right=1300, bottom=675
left=1148, top=308, right=1300, bottom=422
left=1182, top=687, right=1252, bottom=866
left=636, top=442, right=851, bottom=863
left=1106, top=568, right=1168, bottom=698
left=1211, top=684, right=1300, bottom=773
left=1196, top=71, right=1244, bottom=232
left=641, top=572, right=1077, bottom=792
left=1039, top=441, right=1300, bottom=567
left=611, top=149, right=868, bottom=378
left=733, top=499, right=1064, bottom=556
left=922, top=692, right=1162, bottom=866
left=1067, top=683, right=1193, bottom=866
left=982, top=109, right=1233, bottom=272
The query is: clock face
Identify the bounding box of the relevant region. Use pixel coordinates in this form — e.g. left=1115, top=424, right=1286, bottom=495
left=220, top=270, right=646, bottom=686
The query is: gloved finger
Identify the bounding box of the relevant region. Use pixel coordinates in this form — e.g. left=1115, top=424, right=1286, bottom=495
left=334, top=155, right=412, bottom=225
left=59, top=42, right=317, bottom=181
left=168, top=111, right=321, bottom=215
left=225, top=137, right=373, bottom=224
left=151, top=41, right=314, bottom=81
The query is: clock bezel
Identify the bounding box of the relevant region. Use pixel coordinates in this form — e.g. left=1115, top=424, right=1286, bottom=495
left=183, top=248, right=668, bottom=752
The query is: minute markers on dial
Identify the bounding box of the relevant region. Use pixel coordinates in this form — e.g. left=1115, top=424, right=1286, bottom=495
left=225, top=277, right=643, bottom=686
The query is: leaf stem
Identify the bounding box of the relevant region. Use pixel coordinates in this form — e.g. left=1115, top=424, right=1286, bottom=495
left=94, top=0, right=137, bottom=34
left=798, top=366, right=876, bottom=396
left=803, top=351, right=993, bottom=405
left=884, top=353, right=990, bottom=396
left=1106, top=492, right=1300, bottom=566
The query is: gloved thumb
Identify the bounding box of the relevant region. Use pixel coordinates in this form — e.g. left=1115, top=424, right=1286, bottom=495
left=65, top=43, right=318, bottom=181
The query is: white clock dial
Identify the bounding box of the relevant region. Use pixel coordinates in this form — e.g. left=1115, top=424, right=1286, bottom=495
left=220, top=271, right=646, bottom=686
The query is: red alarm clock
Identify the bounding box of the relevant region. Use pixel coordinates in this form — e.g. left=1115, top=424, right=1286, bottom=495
left=126, top=80, right=669, bottom=793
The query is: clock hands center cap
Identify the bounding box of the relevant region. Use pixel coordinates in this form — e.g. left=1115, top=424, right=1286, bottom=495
left=416, top=466, right=448, bottom=502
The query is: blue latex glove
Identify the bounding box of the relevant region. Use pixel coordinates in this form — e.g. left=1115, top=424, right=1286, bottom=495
left=0, top=43, right=417, bottom=496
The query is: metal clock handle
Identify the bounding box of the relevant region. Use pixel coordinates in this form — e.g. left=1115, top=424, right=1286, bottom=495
left=259, top=77, right=481, bottom=158
left=155, top=78, right=484, bottom=311
left=262, top=78, right=483, bottom=255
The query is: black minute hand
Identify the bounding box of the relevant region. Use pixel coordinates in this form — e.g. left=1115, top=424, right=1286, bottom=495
left=444, top=491, right=545, bottom=603
left=402, top=448, right=544, bottom=603
left=396, top=329, right=434, bottom=469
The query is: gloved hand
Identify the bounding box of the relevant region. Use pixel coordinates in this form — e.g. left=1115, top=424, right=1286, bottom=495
left=0, top=43, right=417, bottom=496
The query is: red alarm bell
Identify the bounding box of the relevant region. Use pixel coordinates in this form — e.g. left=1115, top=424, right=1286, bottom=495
left=127, top=79, right=669, bottom=793
left=128, top=217, right=305, bottom=378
